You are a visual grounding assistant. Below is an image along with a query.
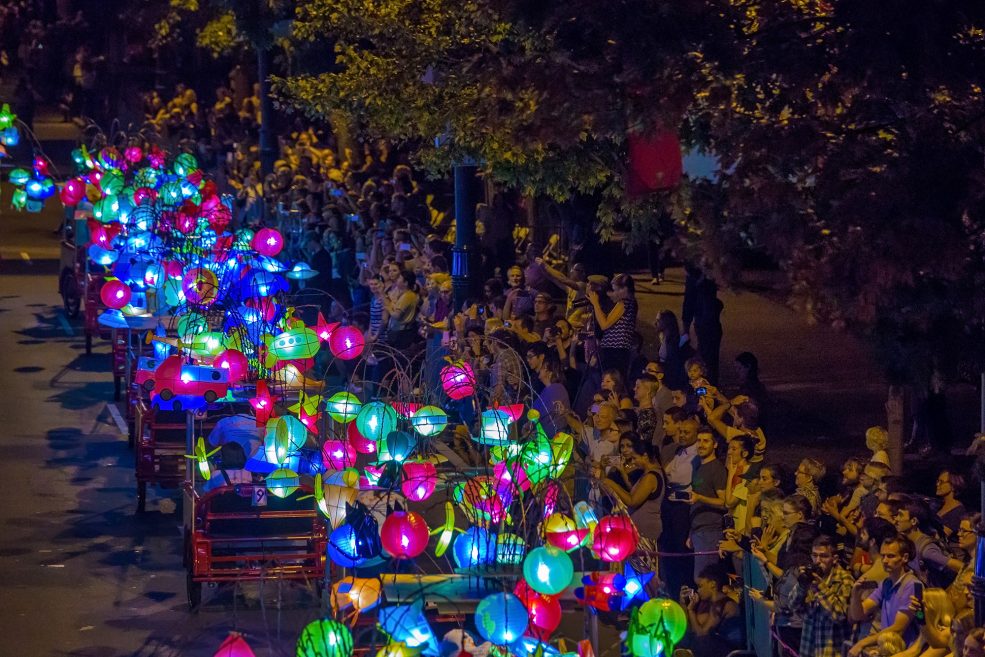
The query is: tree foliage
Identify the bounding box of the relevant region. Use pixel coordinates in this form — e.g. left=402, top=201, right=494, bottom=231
left=279, top=0, right=985, bottom=380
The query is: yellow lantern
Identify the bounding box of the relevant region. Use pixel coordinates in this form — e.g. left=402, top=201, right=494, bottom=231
left=331, top=576, right=382, bottom=615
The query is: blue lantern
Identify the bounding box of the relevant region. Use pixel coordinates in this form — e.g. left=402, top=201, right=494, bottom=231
left=327, top=524, right=366, bottom=568
left=379, top=601, right=440, bottom=656
left=474, top=592, right=529, bottom=645
left=452, top=526, right=497, bottom=569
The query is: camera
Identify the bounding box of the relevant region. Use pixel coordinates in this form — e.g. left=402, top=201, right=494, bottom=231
left=798, top=564, right=823, bottom=584
left=696, top=386, right=708, bottom=396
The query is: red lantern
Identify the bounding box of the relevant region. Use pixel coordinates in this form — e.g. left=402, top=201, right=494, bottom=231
left=60, top=178, right=86, bottom=206
left=626, top=131, right=683, bottom=198
left=253, top=228, right=284, bottom=257
left=214, top=632, right=255, bottom=657
left=527, top=593, right=562, bottom=640
left=348, top=419, right=376, bottom=454
left=592, top=527, right=637, bottom=562
left=214, top=349, right=248, bottom=384
left=100, top=279, right=132, bottom=309
left=329, top=325, right=365, bottom=360
left=595, top=514, right=638, bottom=538
left=322, top=439, right=357, bottom=470
left=401, top=461, right=437, bottom=501
left=380, top=510, right=429, bottom=558
left=440, top=361, right=476, bottom=400
left=134, top=187, right=156, bottom=205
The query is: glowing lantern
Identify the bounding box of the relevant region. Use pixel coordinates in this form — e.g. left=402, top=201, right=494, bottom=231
left=409, top=405, right=447, bottom=437
left=0, top=126, right=18, bottom=147
left=347, top=421, right=376, bottom=455
left=522, top=546, right=573, bottom=595
left=8, top=168, right=30, bottom=186
left=274, top=415, right=310, bottom=454
left=214, top=349, right=249, bottom=384
left=452, top=526, right=497, bottom=569
left=328, top=524, right=366, bottom=568
left=214, top=632, right=256, bottom=657
left=618, top=563, right=654, bottom=609
left=524, top=592, right=562, bottom=641
left=544, top=513, right=590, bottom=552
left=378, top=430, right=416, bottom=463
left=378, top=602, right=439, bottom=655
left=380, top=510, right=429, bottom=559
left=331, top=577, right=382, bottom=615
left=595, top=515, right=638, bottom=541
left=401, top=461, right=437, bottom=501
left=88, top=245, right=118, bottom=266
left=440, top=361, right=475, bottom=400
left=322, top=440, right=357, bottom=470
left=182, top=267, right=219, bottom=306
left=253, top=228, right=285, bottom=257
left=322, top=392, right=359, bottom=424
left=296, top=618, right=353, bottom=657
left=355, top=401, right=398, bottom=443
left=478, top=409, right=513, bottom=445
left=474, top=593, right=529, bottom=645
left=375, top=643, right=416, bottom=657
left=592, top=527, right=637, bottom=563
left=124, top=146, right=143, bottom=163
left=319, top=478, right=357, bottom=528
left=100, top=278, right=132, bottom=310
left=266, top=468, right=300, bottom=498
left=638, top=598, right=688, bottom=645
left=328, top=325, right=365, bottom=360
left=173, top=152, right=199, bottom=177
left=496, top=533, right=527, bottom=565
left=60, top=178, right=86, bottom=205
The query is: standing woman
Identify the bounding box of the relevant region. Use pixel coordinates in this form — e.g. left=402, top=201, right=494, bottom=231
left=588, top=273, right=638, bottom=380
left=599, top=433, right=665, bottom=545
left=655, top=310, right=688, bottom=389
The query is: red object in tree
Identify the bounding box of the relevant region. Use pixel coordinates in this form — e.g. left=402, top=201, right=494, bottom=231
left=626, top=131, right=682, bottom=197
left=250, top=380, right=277, bottom=426
left=380, top=510, right=430, bottom=558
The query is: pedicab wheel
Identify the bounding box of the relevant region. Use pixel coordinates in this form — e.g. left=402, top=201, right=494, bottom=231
left=84, top=332, right=92, bottom=355
left=113, top=376, right=122, bottom=401
left=159, top=388, right=173, bottom=401
left=142, top=379, right=155, bottom=392
left=204, top=390, right=218, bottom=403
left=136, top=481, right=147, bottom=513
left=61, top=272, right=81, bottom=319
left=186, top=571, right=202, bottom=611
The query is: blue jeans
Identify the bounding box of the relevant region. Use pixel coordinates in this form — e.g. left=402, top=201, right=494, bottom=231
left=689, top=525, right=723, bottom=581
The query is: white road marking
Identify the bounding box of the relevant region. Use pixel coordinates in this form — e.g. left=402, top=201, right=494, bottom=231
left=433, top=440, right=469, bottom=470
left=106, top=402, right=128, bottom=436
left=57, top=310, right=74, bottom=336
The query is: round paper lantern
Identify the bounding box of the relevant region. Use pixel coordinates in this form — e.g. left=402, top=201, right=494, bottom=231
left=326, top=392, right=362, bottom=423
left=347, top=420, right=376, bottom=455
left=496, top=533, right=527, bottom=565
left=440, top=361, right=476, bottom=400
left=474, top=592, right=529, bottom=645
left=401, top=461, right=437, bottom=502
left=479, top=409, right=512, bottom=444
left=182, top=267, right=219, bottom=306
left=527, top=593, right=562, bottom=640
left=297, top=618, right=354, bottom=657
left=592, top=527, right=637, bottom=562
left=643, top=598, right=688, bottom=644
left=253, top=228, right=285, bottom=257
left=327, top=524, right=366, bottom=568
left=266, top=468, right=300, bottom=498
left=322, top=439, right=357, bottom=470
left=331, top=576, right=382, bottom=614
left=88, top=244, right=119, bottom=266
left=355, top=401, right=398, bottom=443
left=214, top=349, right=249, bottom=384
left=595, top=514, right=638, bottom=537
left=100, top=279, right=132, bottom=310
left=453, top=526, right=497, bottom=569
left=328, top=325, right=364, bottom=360
left=124, top=146, right=143, bottom=163
left=544, top=513, right=589, bottom=552
left=410, top=405, right=447, bottom=437
left=522, top=546, right=573, bottom=595
left=380, top=511, right=429, bottom=559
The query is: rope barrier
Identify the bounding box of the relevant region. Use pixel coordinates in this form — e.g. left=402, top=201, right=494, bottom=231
left=770, top=628, right=802, bottom=657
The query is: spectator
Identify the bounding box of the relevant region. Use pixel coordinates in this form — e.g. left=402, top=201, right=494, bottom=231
left=531, top=292, right=557, bottom=335
left=599, top=432, right=664, bottom=545
left=894, top=500, right=963, bottom=586
left=680, top=564, right=740, bottom=657
left=590, top=273, right=638, bottom=379
left=799, top=535, right=855, bottom=657
left=723, top=434, right=755, bottom=533
left=502, top=266, right=534, bottom=320
left=867, top=426, right=891, bottom=467
left=848, top=535, right=921, bottom=655
left=530, top=357, right=570, bottom=439
left=935, top=470, right=967, bottom=539
left=795, top=457, right=826, bottom=514
left=687, top=428, right=727, bottom=580
left=593, top=368, right=633, bottom=410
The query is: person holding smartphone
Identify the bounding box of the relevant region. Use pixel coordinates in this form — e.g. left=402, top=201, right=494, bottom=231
left=799, top=536, right=855, bottom=657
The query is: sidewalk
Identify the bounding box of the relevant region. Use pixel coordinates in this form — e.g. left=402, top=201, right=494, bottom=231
left=633, top=269, right=979, bottom=470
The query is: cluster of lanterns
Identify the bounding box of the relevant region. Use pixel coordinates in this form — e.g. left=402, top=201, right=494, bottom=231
left=8, top=155, right=56, bottom=212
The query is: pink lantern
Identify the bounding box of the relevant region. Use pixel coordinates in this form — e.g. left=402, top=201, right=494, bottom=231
left=347, top=419, right=376, bottom=454
left=214, top=349, right=248, bottom=384
left=252, top=228, right=284, bottom=257
left=100, top=279, right=132, bottom=309
left=133, top=187, right=156, bottom=205
left=527, top=593, right=562, bottom=640
left=401, top=461, right=437, bottom=501
left=380, top=510, right=430, bottom=559
left=213, top=632, right=255, bottom=657
left=59, top=178, right=85, bottom=206
left=322, top=439, right=357, bottom=470
left=493, top=460, right=530, bottom=499
left=328, top=325, right=365, bottom=360
left=124, top=146, right=143, bottom=164
left=592, top=527, right=637, bottom=562
left=440, top=361, right=476, bottom=400
left=595, top=514, right=638, bottom=538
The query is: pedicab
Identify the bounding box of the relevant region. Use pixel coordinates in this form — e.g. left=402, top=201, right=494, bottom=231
left=58, top=206, right=110, bottom=356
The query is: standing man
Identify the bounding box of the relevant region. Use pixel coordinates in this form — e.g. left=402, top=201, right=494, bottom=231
left=848, top=536, right=920, bottom=656
left=687, top=428, right=727, bottom=580
left=659, top=412, right=699, bottom=593
left=800, top=536, right=855, bottom=657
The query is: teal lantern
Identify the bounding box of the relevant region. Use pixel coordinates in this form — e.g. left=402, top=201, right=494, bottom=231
left=355, top=401, right=398, bottom=443
left=478, top=409, right=513, bottom=445
left=92, top=194, right=120, bottom=222
left=522, top=546, right=573, bottom=595
left=266, top=468, right=300, bottom=498
left=100, top=170, right=124, bottom=195
left=474, top=593, right=529, bottom=645
left=410, top=405, right=447, bottom=437
left=8, top=168, right=30, bottom=186
left=296, top=618, right=354, bottom=657
left=173, top=152, right=199, bottom=177
left=378, top=430, right=416, bottom=463
left=326, top=391, right=362, bottom=423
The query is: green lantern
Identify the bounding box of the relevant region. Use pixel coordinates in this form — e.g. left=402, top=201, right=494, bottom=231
left=175, top=312, right=208, bottom=339
left=522, top=545, right=573, bottom=595
left=326, top=391, right=362, bottom=423
left=159, top=181, right=183, bottom=206
left=11, top=188, right=27, bottom=210
left=355, top=401, right=398, bottom=443
left=8, top=168, right=30, bottom=186
left=518, top=432, right=556, bottom=485
left=410, top=405, right=447, bottom=436
left=92, top=194, right=120, bottom=222
left=100, top=170, right=124, bottom=195
left=496, top=533, right=526, bottom=565
left=133, top=167, right=159, bottom=189
left=173, top=152, right=199, bottom=177
left=638, top=598, right=687, bottom=645
left=297, top=618, right=354, bottom=657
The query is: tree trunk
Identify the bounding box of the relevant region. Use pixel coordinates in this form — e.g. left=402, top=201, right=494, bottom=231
left=257, top=46, right=276, bottom=179
left=886, top=385, right=905, bottom=475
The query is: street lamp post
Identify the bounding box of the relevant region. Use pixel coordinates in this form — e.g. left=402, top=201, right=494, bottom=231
left=974, top=373, right=985, bottom=625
